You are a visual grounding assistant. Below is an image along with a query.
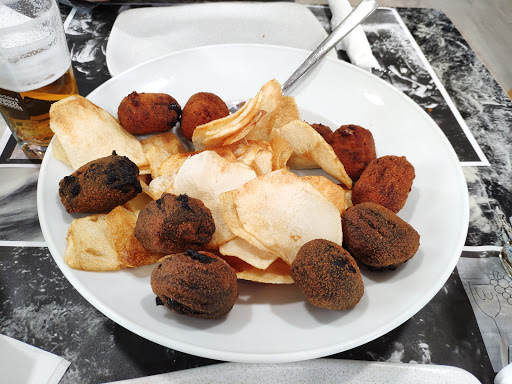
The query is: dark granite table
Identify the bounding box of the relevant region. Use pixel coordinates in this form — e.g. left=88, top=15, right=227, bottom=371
left=1, top=2, right=511, bottom=383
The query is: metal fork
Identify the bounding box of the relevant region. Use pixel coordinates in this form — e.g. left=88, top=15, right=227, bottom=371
left=228, top=0, right=379, bottom=113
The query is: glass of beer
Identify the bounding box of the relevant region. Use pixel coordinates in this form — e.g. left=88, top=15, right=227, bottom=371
left=0, top=0, right=78, bottom=159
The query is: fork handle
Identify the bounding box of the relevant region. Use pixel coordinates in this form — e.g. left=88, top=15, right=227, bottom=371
left=281, top=0, right=379, bottom=95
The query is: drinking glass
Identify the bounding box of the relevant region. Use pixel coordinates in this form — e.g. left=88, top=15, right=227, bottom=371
left=0, top=0, right=78, bottom=159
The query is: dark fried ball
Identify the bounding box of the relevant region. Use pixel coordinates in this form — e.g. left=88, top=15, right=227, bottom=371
left=117, top=91, right=181, bottom=135
left=181, top=92, right=229, bottom=141
left=134, top=193, right=215, bottom=254
left=310, top=123, right=333, bottom=144
left=59, top=152, right=142, bottom=213
left=352, top=155, right=415, bottom=213
left=331, top=124, right=376, bottom=180
left=342, top=202, right=420, bottom=271
left=151, top=250, right=238, bottom=319
left=291, top=239, right=363, bottom=310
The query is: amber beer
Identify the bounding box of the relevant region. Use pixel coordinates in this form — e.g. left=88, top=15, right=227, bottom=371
left=0, top=67, right=78, bottom=157
left=0, top=0, right=78, bottom=159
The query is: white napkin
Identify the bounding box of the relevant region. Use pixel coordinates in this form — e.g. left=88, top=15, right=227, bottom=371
left=328, top=0, right=380, bottom=71
left=0, top=334, right=70, bottom=384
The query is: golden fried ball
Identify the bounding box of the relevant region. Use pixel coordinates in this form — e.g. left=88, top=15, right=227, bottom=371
left=118, top=91, right=181, bottom=135
left=291, top=239, right=364, bottom=310
left=181, top=92, right=229, bottom=141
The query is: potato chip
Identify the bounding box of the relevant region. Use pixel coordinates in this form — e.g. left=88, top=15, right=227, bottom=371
left=49, top=95, right=149, bottom=173
left=269, top=133, right=293, bottom=171
left=140, top=131, right=185, bottom=154
left=64, top=214, right=121, bottom=271
left=105, top=206, right=161, bottom=268
left=144, top=175, right=175, bottom=200
left=221, top=256, right=293, bottom=284
left=192, top=79, right=283, bottom=150
left=219, top=190, right=281, bottom=258
left=232, top=169, right=342, bottom=265
left=219, top=236, right=278, bottom=270
left=173, top=151, right=258, bottom=248
left=159, top=152, right=193, bottom=178
left=140, top=132, right=186, bottom=178
left=123, top=190, right=153, bottom=213
left=192, top=93, right=263, bottom=150
left=229, top=140, right=273, bottom=175
left=277, top=120, right=352, bottom=189
left=302, top=175, right=346, bottom=214
left=52, top=137, right=71, bottom=167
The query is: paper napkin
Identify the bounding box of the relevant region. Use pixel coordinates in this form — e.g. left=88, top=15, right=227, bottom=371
left=0, top=334, right=70, bottom=384
left=328, top=0, right=381, bottom=71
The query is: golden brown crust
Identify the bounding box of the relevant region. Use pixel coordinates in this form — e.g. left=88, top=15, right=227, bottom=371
left=150, top=250, right=238, bottom=319
left=134, top=193, right=215, bottom=254
left=117, top=91, right=181, bottom=135
left=58, top=152, right=142, bottom=213
left=290, top=239, right=364, bottom=310
left=181, top=92, right=229, bottom=141
left=341, top=202, right=420, bottom=270
left=351, top=155, right=415, bottom=213
left=309, top=123, right=333, bottom=144
left=330, top=124, right=376, bottom=181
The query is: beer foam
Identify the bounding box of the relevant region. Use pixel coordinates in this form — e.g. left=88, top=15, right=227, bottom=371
left=0, top=5, right=31, bottom=28
left=0, top=4, right=70, bottom=93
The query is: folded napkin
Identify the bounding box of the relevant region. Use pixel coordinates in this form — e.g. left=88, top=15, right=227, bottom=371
left=0, top=334, right=70, bottom=384
left=328, top=0, right=380, bottom=71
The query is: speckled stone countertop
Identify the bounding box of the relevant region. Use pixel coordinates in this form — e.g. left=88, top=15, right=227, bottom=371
left=1, top=3, right=511, bottom=384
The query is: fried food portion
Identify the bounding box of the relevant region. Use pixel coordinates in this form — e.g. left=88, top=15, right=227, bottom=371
left=49, top=95, right=149, bottom=173
left=331, top=124, right=376, bottom=181
left=151, top=250, right=238, bottom=319
left=352, top=155, right=415, bottom=213
left=64, top=206, right=161, bottom=271
left=117, top=91, right=181, bottom=135
left=134, top=193, right=215, bottom=254
left=309, top=123, right=333, bottom=144
left=291, top=239, right=364, bottom=310
left=277, top=120, right=352, bottom=189
left=59, top=152, right=142, bottom=213
left=341, top=202, right=420, bottom=271
left=181, top=92, right=230, bottom=141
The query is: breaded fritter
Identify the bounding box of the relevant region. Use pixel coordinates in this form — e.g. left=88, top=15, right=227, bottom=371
left=291, top=239, right=364, bottom=310
left=331, top=124, right=376, bottom=180
left=352, top=155, right=415, bottom=213
left=309, top=123, right=333, bottom=144
left=342, top=202, right=420, bottom=271
left=59, top=151, right=142, bottom=213
left=181, top=92, right=229, bottom=141
left=134, top=193, right=215, bottom=254
left=117, top=91, right=181, bottom=135
left=151, top=250, right=238, bottom=319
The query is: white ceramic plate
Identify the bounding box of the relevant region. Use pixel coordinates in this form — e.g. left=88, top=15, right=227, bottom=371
left=38, top=44, right=469, bottom=363
left=106, top=2, right=333, bottom=77
left=105, top=359, right=482, bottom=384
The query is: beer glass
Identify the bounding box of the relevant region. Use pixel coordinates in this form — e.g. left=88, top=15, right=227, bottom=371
left=0, top=0, right=78, bottom=159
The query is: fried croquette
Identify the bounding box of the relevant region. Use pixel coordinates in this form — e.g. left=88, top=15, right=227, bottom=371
left=134, top=193, right=215, bottom=254
left=151, top=250, right=238, bottom=319
left=59, top=151, right=142, bottom=213
left=331, top=124, right=376, bottom=180
left=117, top=91, right=181, bottom=135
left=341, top=202, right=420, bottom=271
left=352, top=155, right=415, bottom=213
left=181, top=92, right=229, bottom=141
left=291, top=239, right=363, bottom=310
left=310, top=123, right=333, bottom=144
